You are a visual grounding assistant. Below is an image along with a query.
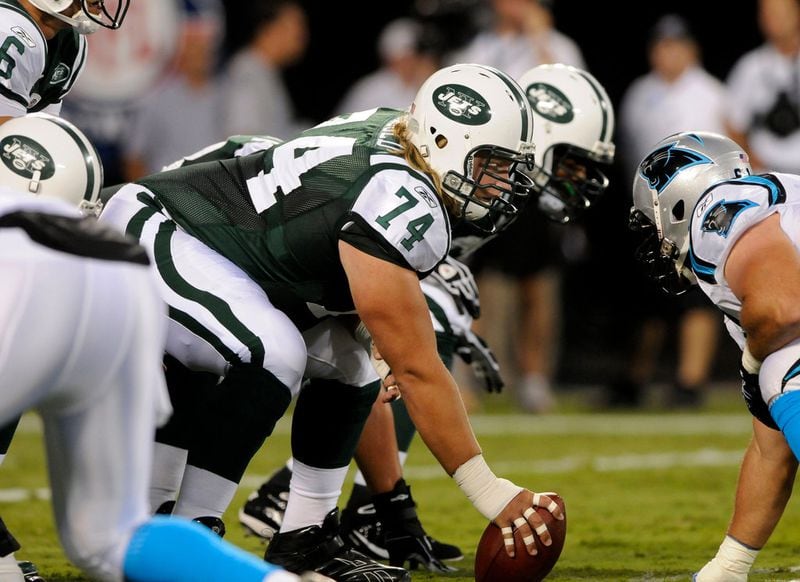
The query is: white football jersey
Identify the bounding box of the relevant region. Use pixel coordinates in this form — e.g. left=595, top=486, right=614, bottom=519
left=0, top=2, right=87, bottom=116
left=689, top=173, right=800, bottom=348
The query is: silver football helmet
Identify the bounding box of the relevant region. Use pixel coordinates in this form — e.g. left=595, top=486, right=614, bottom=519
left=630, top=131, right=752, bottom=294
left=408, top=63, right=536, bottom=233
left=27, top=0, right=130, bottom=34
left=518, top=63, right=615, bottom=223
left=0, top=113, right=104, bottom=215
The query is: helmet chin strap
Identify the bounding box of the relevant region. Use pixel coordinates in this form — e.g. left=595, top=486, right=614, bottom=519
left=47, top=9, right=100, bottom=34
left=28, top=170, right=41, bottom=194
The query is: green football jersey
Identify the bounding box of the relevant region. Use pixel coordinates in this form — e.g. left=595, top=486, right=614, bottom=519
left=0, top=0, right=86, bottom=114
left=137, top=108, right=451, bottom=315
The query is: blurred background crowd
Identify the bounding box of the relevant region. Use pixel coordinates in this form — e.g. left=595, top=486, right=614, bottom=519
left=63, top=0, right=794, bottom=413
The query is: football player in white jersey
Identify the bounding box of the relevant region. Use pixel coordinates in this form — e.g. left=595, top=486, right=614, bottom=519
left=0, top=113, right=311, bottom=582
left=0, top=2, right=129, bottom=578
left=629, top=131, right=800, bottom=581
left=0, top=0, right=129, bottom=123
left=98, top=62, right=565, bottom=580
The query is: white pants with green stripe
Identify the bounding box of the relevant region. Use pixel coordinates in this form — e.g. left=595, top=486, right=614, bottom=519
left=101, top=185, right=379, bottom=392
left=101, top=185, right=308, bottom=394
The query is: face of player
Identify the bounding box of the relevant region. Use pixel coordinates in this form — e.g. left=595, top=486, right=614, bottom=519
left=472, top=153, right=513, bottom=204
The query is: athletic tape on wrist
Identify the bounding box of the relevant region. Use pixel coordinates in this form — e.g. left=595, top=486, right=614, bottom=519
left=714, top=535, right=759, bottom=574
left=453, top=454, right=523, bottom=521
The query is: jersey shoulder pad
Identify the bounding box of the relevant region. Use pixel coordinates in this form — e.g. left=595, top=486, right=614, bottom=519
left=689, top=175, right=783, bottom=282
left=350, top=166, right=449, bottom=274
left=0, top=5, right=46, bottom=109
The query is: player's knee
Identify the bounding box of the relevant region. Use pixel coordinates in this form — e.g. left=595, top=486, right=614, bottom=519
left=257, top=332, right=307, bottom=397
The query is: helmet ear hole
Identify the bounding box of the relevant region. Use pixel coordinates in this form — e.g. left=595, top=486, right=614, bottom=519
left=672, top=200, right=685, bottom=222
left=435, top=134, right=448, bottom=149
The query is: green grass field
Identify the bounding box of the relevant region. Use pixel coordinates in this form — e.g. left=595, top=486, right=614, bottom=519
left=2, top=385, right=799, bottom=581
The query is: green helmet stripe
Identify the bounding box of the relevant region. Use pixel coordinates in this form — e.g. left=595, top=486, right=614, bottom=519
left=484, top=65, right=532, bottom=141
left=44, top=115, right=99, bottom=203
left=574, top=70, right=611, bottom=142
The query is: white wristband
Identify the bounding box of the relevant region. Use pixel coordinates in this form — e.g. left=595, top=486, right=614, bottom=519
left=696, top=535, right=759, bottom=581
left=742, top=345, right=762, bottom=375
left=453, top=454, right=523, bottom=521
left=715, top=535, right=759, bottom=573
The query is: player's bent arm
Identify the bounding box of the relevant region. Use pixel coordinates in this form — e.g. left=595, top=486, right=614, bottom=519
left=729, top=418, right=796, bottom=546
left=694, top=418, right=795, bottom=581
left=339, top=240, right=480, bottom=474
left=725, top=214, right=800, bottom=360
left=340, top=241, right=563, bottom=556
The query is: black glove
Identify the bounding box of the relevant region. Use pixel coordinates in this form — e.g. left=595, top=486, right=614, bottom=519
left=739, top=363, right=779, bottom=430
left=426, top=255, right=480, bottom=318
left=456, top=329, right=504, bottom=393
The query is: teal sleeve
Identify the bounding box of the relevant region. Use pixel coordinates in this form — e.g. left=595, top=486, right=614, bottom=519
left=124, top=516, right=284, bottom=581
left=770, top=391, right=800, bottom=461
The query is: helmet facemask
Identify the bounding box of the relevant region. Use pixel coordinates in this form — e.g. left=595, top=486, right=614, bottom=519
left=534, top=143, right=611, bottom=224
left=28, top=0, right=130, bottom=34
left=443, top=143, right=535, bottom=233
left=628, top=206, right=693, bottom=295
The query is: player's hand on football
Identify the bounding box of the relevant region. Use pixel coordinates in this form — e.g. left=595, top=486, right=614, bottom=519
left=494, top=490, right=564, bottom=557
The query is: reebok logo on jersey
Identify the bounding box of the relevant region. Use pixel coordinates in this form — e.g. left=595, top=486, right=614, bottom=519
left=1, top=136, right=55, bottom=180
left=50, top=64, right=71, bottom=85
left=434, top=84, right=491, bottom=125
left=525, top=82, right=574, bottom=123
left=415, top=186, right=438, bottom=208
left=11, top=26, right=36, bottom=48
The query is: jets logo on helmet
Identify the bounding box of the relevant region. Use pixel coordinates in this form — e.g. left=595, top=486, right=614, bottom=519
left=639, top=141, right=712, bottom=194
left=700, top=199, right=756, bottom=238
left=433, top=85, right=492, bottom=125
left=525, top=83, right=574, bottom=123
left=1, top=136, right=56, bottom=184
left=408, top=63, right=536, bottom=233
left=0, top=114, right=104, bottom=216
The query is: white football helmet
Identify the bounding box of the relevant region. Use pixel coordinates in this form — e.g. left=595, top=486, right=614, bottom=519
left=27, top=0, right=130, bottom=34
left=408, top=63, right=536, bottom=233
left=518, top=63, right=616, bottom=223
left=630, top=131, right=752, bottom=294
left=0, top=113, right=104, bottom=215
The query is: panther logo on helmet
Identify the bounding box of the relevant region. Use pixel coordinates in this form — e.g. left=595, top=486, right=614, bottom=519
left=639, top=142, right=711, bottom=194
left=525, top=83, right=574, bottom=123
left=1, top=136, right=55, bottom=180
left=433, top=85, right=492, bottom=125
left=700, top=199, right=756, bottom=237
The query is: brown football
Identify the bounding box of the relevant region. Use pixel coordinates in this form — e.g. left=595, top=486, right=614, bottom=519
left=474, top=494, right=567, bottom=582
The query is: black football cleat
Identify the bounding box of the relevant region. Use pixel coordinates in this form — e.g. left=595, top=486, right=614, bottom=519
left=239, top=484, right=288, bottom=540
left=193, top=516, right=226, bottom=538
left=19, top=561, right=46, bottom=582
left=265, top=509, right=410, bottom=582
left=369, top=479, right=459, bottom=572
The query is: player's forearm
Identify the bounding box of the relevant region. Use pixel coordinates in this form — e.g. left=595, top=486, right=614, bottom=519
left=395, top=364, right=481, bottom=475
left=728, top=429, right=796, bottom=547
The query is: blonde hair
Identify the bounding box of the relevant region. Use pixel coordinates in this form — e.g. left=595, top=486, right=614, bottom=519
left=393, top=119, right=459, bottom=216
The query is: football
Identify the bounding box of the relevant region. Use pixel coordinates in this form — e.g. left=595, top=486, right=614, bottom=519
left=474, top=494, right=567, bottom=582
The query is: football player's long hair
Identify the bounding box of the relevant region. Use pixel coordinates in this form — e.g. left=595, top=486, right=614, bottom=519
left=392, top=119, right=458, bottom=216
